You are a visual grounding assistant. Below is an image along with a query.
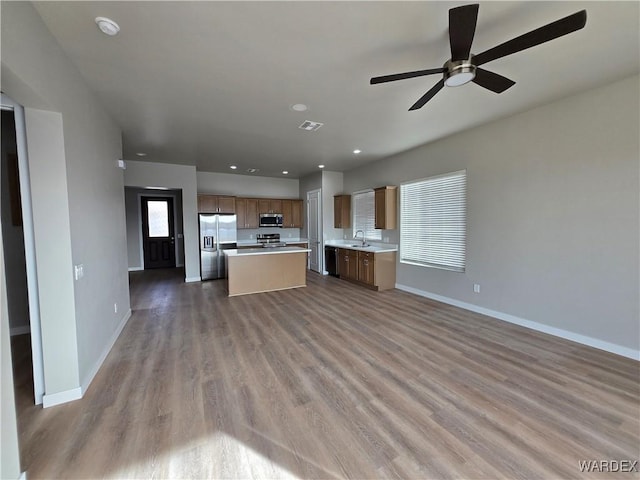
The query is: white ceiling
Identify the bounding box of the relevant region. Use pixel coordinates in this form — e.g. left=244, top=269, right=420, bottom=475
left=33, top=1, right=639, bottom=179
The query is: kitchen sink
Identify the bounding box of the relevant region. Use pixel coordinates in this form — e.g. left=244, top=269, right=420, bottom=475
left=350, top=244, right=370, bottom=248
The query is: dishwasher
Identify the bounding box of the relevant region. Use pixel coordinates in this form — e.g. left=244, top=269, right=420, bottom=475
left=324, top=245, right=339, bottom=277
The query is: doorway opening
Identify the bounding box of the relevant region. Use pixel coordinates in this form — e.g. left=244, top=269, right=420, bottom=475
left=124, top=187, right=184, bottom=272
left=141, top=196, right=176, bottom=269
left=2, top=96, right=46, bottom=420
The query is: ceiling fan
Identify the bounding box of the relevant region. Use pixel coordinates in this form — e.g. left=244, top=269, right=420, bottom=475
left=370, top=4, right=587, bottom=110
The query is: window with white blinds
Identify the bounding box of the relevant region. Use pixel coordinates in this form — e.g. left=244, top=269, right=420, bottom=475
left=400, top=170, right=466, bottom=272
left=352, top=190, right=381, bottom=241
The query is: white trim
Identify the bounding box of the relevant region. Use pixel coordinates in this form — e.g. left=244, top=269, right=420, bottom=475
left=2, top=94, right=46, bottom=405
left=19, top=471, right=27, bottom=480
left=43, top=387, right=82, bottom=408
left=395, top=283, right=640, bottom=361
left=185, top=276, right=201, bottom=283
left=176, top=262, right=184, bottom=267
left=127, top=266, right=144, bottom=272
left=80, top=309, right=132, bottom=395
left=10, top=325, right=30, bottom=336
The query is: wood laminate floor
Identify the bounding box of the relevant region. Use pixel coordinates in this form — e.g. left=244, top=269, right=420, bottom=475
left=12, top=268, right=640, bottom=479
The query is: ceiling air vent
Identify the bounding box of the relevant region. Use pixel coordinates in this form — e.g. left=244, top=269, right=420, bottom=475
left=298, top=120, right=323, bottom=132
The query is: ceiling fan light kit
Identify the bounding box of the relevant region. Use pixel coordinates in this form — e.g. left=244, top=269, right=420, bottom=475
left=370, top=4, right=587, bottom=110
left=444, top=58, right=476, bottom=87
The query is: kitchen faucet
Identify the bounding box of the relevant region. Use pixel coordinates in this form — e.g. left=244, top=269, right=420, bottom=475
left=354, top=229, right=366, bottom=246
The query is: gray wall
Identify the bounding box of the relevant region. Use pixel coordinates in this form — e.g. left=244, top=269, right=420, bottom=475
left=344, top=75, right=640, bottom=353
left=1, top=226, right=21, bottom=480
left=125, top=187, right=185, bottom=270
left=321, top=171, right=345, bottom=243
left=298, top=171, right=322, bottom=241
left=2, top=1, right=132, bottom=400
left=198, top=171, right=299, bottom=197
left=124, top=161, right=200, bottom=281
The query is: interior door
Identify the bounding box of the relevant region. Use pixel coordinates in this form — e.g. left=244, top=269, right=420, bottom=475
left=307, top=189, right=321, bottom=273
left=142, top=197, right=176, bottom=269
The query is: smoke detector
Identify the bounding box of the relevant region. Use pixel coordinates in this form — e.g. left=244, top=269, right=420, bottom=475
left=95, top=17, right=120, bottom=36
left=298, top=120, right=323, bottom=132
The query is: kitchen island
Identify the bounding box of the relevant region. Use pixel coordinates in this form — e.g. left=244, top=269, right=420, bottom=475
left=224, top=246, right=310, bottom=296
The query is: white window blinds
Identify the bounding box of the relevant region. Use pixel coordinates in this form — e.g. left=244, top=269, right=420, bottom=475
left=352, top=190, right=381, bottom=241
left=400, top=170, right=466, bottom=272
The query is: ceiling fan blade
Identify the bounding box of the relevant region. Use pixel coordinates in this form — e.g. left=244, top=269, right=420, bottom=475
left=449, top=4, right=479, bottom=61
left=370, top=68, right=445, bottom=85
left=474, top=10, right=587, bottom=66
left=472, top=68, right=515, bottom=93
left=409, top=79, right=445, bottom=110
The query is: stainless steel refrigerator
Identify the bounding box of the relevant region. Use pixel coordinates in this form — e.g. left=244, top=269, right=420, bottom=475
left=199, top=214, right=237, bottom=280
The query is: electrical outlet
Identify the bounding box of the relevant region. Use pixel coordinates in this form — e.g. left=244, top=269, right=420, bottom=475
left=473, top=284, right=481, bottom=293
left=114, top=303, right=118, bottom=313
left=249, top=234, right=253, bottom=239
left=383, top=236, right=389, bottom=243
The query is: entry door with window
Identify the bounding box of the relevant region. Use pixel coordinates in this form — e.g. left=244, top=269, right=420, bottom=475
left=142, top=197, right=176, bottom=269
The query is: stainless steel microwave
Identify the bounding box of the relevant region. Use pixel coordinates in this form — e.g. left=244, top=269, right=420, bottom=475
left=259, top=213, right=283, bottom=228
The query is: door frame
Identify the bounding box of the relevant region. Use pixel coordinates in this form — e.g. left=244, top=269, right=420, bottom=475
left=306, top=189, right=322, bottom=273
left=1, top=94, right=45, bottom=405
left=138, top=192, right=184, bottom=271
left=136, top=191, right=182, bottom=270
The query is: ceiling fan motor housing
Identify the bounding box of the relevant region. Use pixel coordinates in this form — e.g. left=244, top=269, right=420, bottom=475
left=444, top=56, right=476, bottom=87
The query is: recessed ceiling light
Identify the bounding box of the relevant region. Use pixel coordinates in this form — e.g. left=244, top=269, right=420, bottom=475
left=230, top=165, right=237, bottom=170
left=318, top=165, right=325, bottom=169
left=95, top=17, right=120, bottom=36
left=136, top=152, right=147, bottom=157
left=282, top=171, right=289, bottom=175
left=247, top=168, right=259, bottom=173
left=353, top=149, right=361, bottom=154
left=291, top=104, right=308, bottom=112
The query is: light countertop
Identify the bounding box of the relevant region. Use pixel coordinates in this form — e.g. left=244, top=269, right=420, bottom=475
left=224, top=246, right=311, bottom=256
left=236, top=238, right=309, bottom=247
left=324, top=240, right=398, bottom=253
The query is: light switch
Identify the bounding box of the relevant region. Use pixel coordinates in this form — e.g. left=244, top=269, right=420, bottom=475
left=74, top=264, right=84, bottom=280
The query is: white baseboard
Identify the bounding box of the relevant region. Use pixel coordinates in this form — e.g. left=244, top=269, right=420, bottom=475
left=80, top=309, right=132, bottom=395
left=43, top=387, right=82, bottom=408
left=128, top=266, right=144, bottom=272
left=395, top=283, right=640, bottom=361
left=185, top=276, right=201, bottom=283
left=10, top=325, right=30, bottom=336
left=19, top=470, right=27, bottom=480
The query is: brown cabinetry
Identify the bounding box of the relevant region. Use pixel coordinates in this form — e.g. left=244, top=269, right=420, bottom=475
left=197, top=195, right=236, bottom=214
left=334, top=195, right=351, bottom=229
left=258, top=199, right=282, bottom=214
left=357, top=251, right=375, bottom=286
left=338, top=248, right=358, bottom=281
left=236, top=198, right=259, bottom=229
left=374, top=186, right=397, bottom=229
left=282, top=199, right=304, bottom=228
left=337, top=248, right=396, bottom=291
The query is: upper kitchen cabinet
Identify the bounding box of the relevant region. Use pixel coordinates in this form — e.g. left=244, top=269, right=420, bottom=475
left=282, top=199, right=304, bottom=228
left=258, top=199, right=282, bottom=214
left=374, top=186, right=397, bottom=229
left=236, top=198, right=259, bottom=229
left=198, top=194, right=236, bottom=214
left=334, top=195, right=351, bottom=229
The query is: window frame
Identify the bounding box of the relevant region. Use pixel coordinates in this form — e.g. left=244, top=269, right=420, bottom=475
left=351, top=189, right=382, bottom=241
left=399, top=169, right=467, bottom=272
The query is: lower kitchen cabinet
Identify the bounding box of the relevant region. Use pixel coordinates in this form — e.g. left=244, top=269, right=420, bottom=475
left=338, top=248, right=395, bottom=291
